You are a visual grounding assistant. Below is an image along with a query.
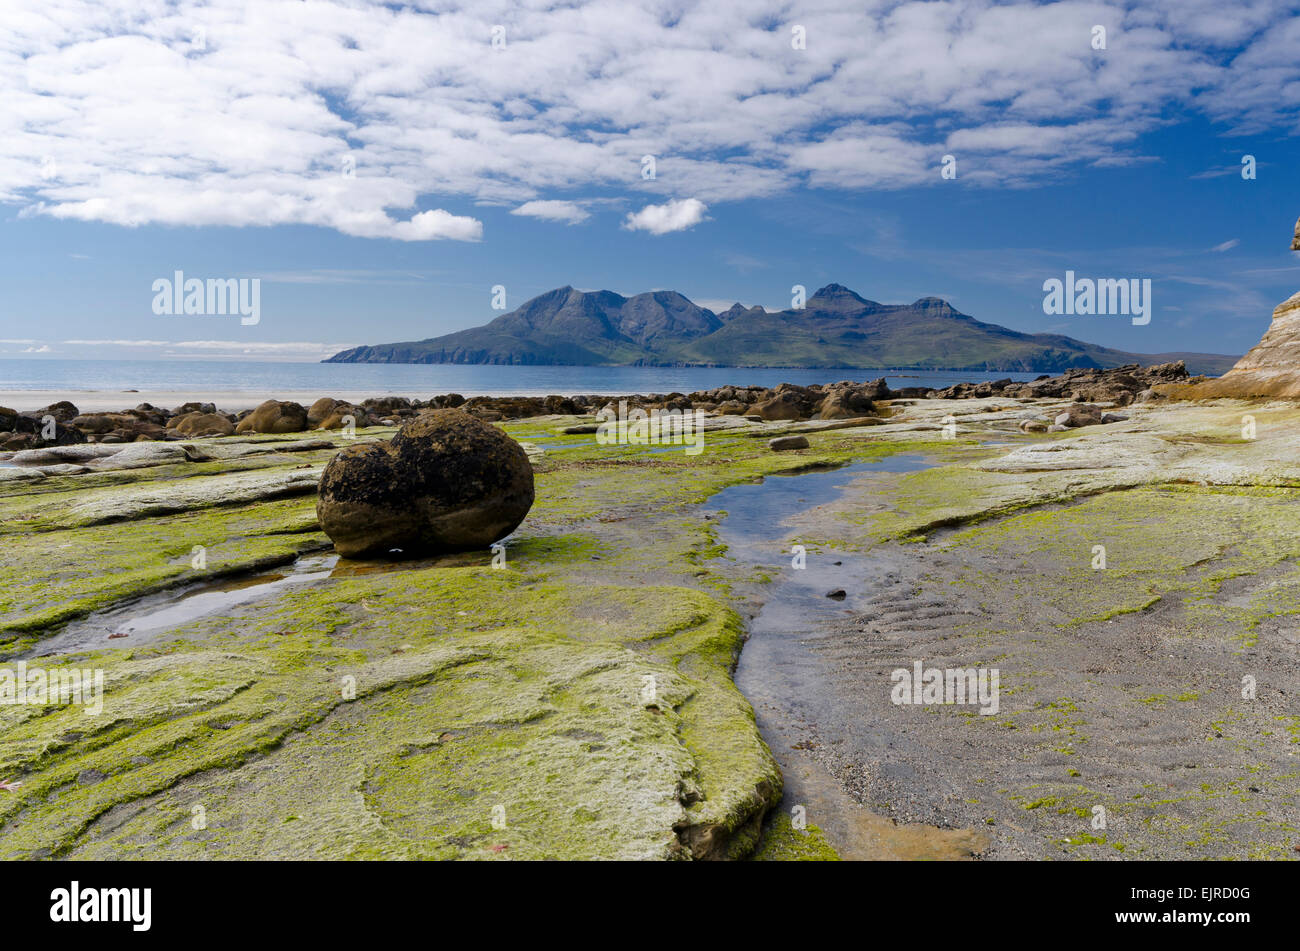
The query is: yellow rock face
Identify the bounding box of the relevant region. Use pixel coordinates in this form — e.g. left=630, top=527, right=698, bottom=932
left=1159, top=216, right=1300, bottom=400
left=1161, top=292, right=1300, bottom=399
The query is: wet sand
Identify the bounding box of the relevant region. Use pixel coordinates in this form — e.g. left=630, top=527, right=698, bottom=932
left=715, top=414, right=1300, bottom=860
left=714, top=456, right=990, bottom=858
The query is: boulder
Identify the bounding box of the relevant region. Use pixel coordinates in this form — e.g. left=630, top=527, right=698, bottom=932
left=1054, top=405, right=1104, bottom=428
left=316, top=409, right=535, bottom=559
left=235, top=400, right=309, bottom=434
left=307, top=398, right=340, bottom=425
left=360, top=396, right=413, bottom=417
left=768, top=435, right=810, bottom=451
left=318, top=409, right=360, bottom=430
left=17, top=415, right=87, bottom=447
left=170, top=412, right=236, bottom=437
left=173, top=401, right=217, bottom=416
left=818, top=384, right=876, bottom=420
left=752, top=393, right=806, bottom=421
left=72, top=413, right=131, bottom=435
left=543, top=395, right=581, bottom=415
left=33, top=401, right=79, bottom=423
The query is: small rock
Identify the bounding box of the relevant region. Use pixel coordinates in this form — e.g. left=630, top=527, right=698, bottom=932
left=768, top=435, right=810, bottom=451
left=825, top=589, right=847, bottom=600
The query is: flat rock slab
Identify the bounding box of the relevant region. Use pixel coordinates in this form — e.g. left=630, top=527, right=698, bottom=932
left=197, top=438, right=337, bottom=461
left=8, top=444, right=131, bottom=465
left=7, top=437, right=341, bottom=472
left=64, top=467, right=324, bottom=526
left=0, top=467, right=45, bottom=483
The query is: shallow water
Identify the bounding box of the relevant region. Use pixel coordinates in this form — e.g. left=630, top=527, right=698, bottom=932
left=25, top=553, right=339, bottom=659
left=711, top=454, right=986, bottom=858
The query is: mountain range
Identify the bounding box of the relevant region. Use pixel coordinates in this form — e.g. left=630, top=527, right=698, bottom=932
left=324, top=284, right=1236, bottom=375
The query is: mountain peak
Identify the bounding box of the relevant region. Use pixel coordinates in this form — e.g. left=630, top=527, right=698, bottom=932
left=324, top=281, right=1232, bottom=373
left=910, top=296, right=959, bottom=317
left=718, top=302, right=765, bottom=323
left=811, top=283, right=865, bottom=301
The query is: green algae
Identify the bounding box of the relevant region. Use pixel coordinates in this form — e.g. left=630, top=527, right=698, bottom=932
left=0, top=421, right=842, bottom=859
left=0, top=566, right=778, bottom=859
left=751, top=810, right=841, bottom=861
left=9, top=406, right=1296, bottom=861
left=938, top=484, right=1300, bottom=642
left=0, top=495, right=326, bottom=647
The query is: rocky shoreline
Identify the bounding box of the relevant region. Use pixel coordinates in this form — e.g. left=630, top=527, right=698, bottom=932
left=4, top=388, right=1296, bottom=860
left=0, top=361, right=1201, bottom=453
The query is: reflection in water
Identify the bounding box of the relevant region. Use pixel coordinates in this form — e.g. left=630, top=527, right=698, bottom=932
left=27, top=554, right=338, bottom=658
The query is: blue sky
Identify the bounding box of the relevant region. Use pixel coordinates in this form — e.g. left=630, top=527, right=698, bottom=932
left=2, top=0, right=1298, bottom=363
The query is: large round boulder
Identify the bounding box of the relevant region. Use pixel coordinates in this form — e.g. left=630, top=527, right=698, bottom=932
left=235, top=400, right=308, bottom=434
left=170, top=412, right=236, bottom=437
left=307, top=397, right=340, bottom=426
left=316, top=409, right=534, bottom=558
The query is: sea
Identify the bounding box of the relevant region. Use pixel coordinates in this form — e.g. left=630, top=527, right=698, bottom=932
left=0, top=359, right=1041, bottom=399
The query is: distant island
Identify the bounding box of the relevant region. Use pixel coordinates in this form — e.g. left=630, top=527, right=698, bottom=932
left=324, top=283, right=1237, bottom=376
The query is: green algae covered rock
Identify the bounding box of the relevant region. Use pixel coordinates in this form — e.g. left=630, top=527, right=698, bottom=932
left=317, top=410, right=534, bottom=559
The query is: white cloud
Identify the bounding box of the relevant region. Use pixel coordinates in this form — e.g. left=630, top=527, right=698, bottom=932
left=169, top=340, right=351, bottom=354
left=384, top=209, right=482, bottom=242
left=1210, top=239, right=1240, bottom=252
left=0, top=0, right=1297, bottom=238
left=510, top=200, right=590, bottom=224
left=61, top=339, right=351, bottom=358
left=624, top=198, right=708, bottom=235
left=63, top=339, right=171, bottom=346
